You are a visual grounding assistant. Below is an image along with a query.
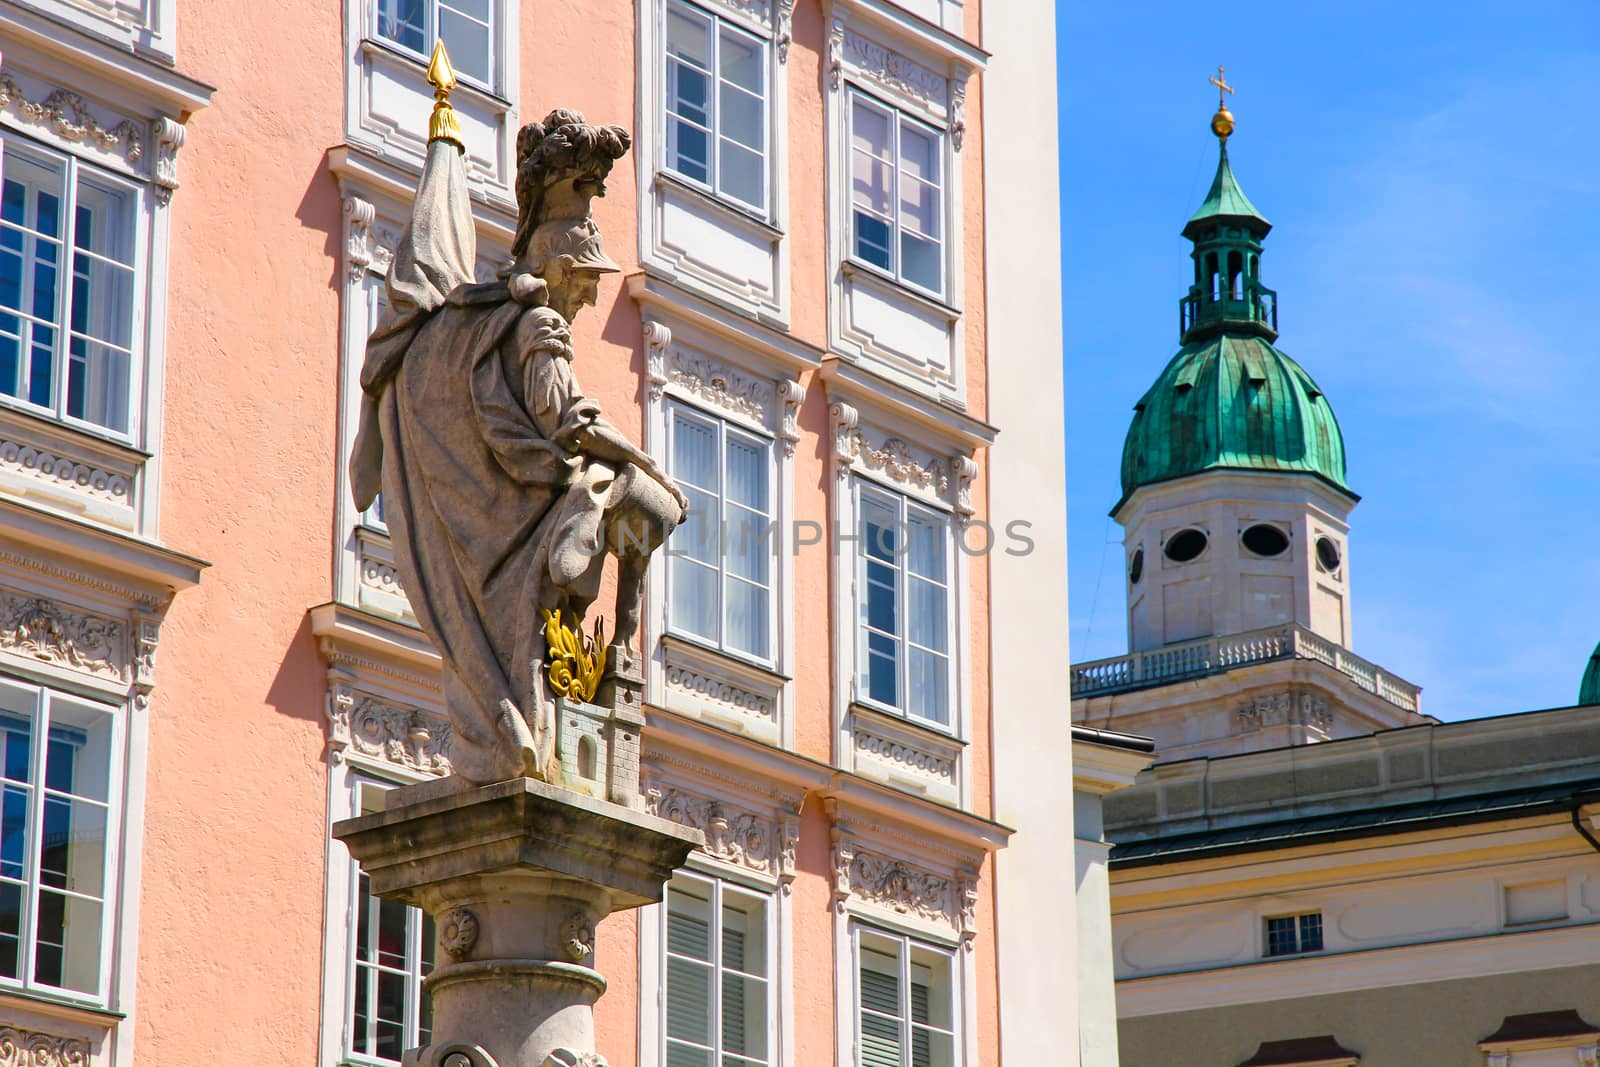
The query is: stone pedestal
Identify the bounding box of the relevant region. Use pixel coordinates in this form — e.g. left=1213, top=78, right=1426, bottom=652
left=334, top=776, right=702, bottom=1067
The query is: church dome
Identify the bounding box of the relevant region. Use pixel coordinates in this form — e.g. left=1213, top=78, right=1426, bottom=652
left=1116, top=113, right=1353, bottom=511
left=1581, top=641, right=1600, bottom=705
left=1118, top=334, right=1350, bottom=505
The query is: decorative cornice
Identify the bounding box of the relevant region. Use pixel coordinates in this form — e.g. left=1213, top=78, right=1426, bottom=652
left=643, top=320, right=672, bottom=403
left=0, top=76, right=143, bottom=163
left=853, top=434, right=948, bottom=494
left=948, top=79, right=967, bottom=151
left=667, top=350, right=772, bottom=426
left=842, top=31, right=945, bottom=110
left=644, top=779, right=781, bottom=880
left=827, top=14, right=847, bottom=91
left=317, top=635, right=443, bottom=696
left=950, top=453, right=978, bottom=518
left=327, top=684, right=452, bottom=775
left=0, top=590, right=125, bottom=681
left=776, top=0, right=797, bottom=62
left=776, top=378, right=806, bottom=457
left=0, top=1026, right=91, bottom=1067
left=152, top=115, right=185, bottom=205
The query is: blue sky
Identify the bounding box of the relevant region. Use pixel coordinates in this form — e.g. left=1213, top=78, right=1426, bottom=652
left=1055, top=4, right=1600, bottom=720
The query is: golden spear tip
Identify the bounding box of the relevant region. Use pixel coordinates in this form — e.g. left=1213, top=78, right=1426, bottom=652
left=427, top=40, right=464, bottom=148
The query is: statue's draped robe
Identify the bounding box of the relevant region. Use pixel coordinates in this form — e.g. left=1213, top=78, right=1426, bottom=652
left=349, top=140, right=577, bottom=784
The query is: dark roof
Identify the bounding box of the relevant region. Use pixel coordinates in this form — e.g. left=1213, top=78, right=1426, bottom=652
left=1238, top=1036, right=1357, bottom=1066
left=1481, top=1010, right=1600, bottom=1045
left=1113, top=776, right=1600, bottom=868
left=1071, top=724, right=1156, bottom=754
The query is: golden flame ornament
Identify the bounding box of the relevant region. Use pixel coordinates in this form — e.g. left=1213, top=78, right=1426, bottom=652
left=427, top=40, right=465, bottom=148
left=541, top=608, right=607, bottom=703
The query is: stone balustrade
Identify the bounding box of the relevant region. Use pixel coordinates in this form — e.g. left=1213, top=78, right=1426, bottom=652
left=1070, top=624, right=1421, bottom=713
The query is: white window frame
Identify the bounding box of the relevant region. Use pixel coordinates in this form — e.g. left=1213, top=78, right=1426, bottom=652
left=660, top=868, right=777, bottom=1067
left=339, top=775, right=435, bottom=1067
left=1263, top=910, right=1324, bottom=958
left=660, top=0, right=772, bottom=217
left=850, top=924, right=959, bottom=1067
left=853, top=480, right=955, bottom=733
left=0, top=131, right=149, bottom=445
left=846, top=90, right=945, bottom=301
left=0, top=675, right=125, bottom=1008
left=371, top=0, right=498, bottom=92
left=665, top=399, right=778, bottom=668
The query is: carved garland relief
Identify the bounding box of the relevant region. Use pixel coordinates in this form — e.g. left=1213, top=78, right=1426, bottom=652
left=643, top=779, right=798, bottom=890
left=327, top=685, right=453, bottom=775
left=831, top=821, right=980, bottom=946
left=0, top=591, right=125, bottom=681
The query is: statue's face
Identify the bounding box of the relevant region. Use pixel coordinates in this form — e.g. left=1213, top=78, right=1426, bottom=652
left=550, top=268, right=603, bottom=323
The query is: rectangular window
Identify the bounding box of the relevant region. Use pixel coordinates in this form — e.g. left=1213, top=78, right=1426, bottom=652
left=855, top=928, right=955, bottom=1067
left=849, top=92, right=944, bottom=297
left=1264, top=911, right=1323, bottom=957
left=0, top=133, right=141, bottom=437
left=667, top=403, right=775, bottom=663
left=0, top=677, right=120, bottom=1002
left=375, top=0, right=495, bottom=88
left=663, top=872, right=772, bottom=1067
left=857, top=483, right=951, bottom=729
left=348, top=780, right=435, bottom=1063
left=663, top=0, right=769, bottom=213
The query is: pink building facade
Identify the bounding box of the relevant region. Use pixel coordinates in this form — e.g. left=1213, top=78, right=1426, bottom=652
left=0, top=0, right=1081, bottom=1064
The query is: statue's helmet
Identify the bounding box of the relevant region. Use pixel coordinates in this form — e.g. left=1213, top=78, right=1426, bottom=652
left=526, top=216, right=621, bottom=275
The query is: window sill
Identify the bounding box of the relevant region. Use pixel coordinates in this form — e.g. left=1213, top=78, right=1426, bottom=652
left=656, top=632, right=786, bottom=743
left=653, top=170, right=784, bottom=242
left=661, top=630, right=788, bottom=682
left=0, top=983, right=125, bottom=1027
left=842, top=258, right=960, bottom=322
left=357, top=37, right=510, bottom=108
left=848, top=701, right=963, bottom=804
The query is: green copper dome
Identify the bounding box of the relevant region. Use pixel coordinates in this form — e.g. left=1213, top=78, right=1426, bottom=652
left=1581, top=642, right=1600, bottom=705
left=1118, top=335, right=1350, bottom=506
left=1117, top=131, right=1352, bottom=510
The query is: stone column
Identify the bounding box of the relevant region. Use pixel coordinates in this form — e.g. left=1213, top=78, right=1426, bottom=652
left=335, top=776, right=701, bottom=1067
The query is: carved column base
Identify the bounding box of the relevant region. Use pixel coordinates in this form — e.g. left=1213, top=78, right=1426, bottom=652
left=335, top=777, right=702, bottom=1067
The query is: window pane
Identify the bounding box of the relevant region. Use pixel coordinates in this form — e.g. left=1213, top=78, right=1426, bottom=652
left=674, top=412, right=719, bottom=491
left=47, top=697, right=113, bottom=804
left=855, top=212, right=893, bottom=272
left=899, top=123, right=939, bottom=186
left=667, top=5, right=713, bottom=69
left=907, top=648, right=948, bottom=725
left=725, top=581, right=769, bottom=659
left=908, top=579, right=946, bottom=653
left=34, top=889, right=101, bottom=994
left=1, top=705, right=32, bottom=785
left=668, top=1044, right=713, bottom=1067
left=724, top=435, right=767, bottom=512
left=72, top=176, right=135, bottom=267
left=0, top=880, right=20, bottom=980
left=725, top=509, right=769, bottom=585
left=375, top=968, right=407, bottom=1058
left=438, top=6, right=492, bottom=85
left=719, top=26, right=762, bottom=93
left=1, top=785, right=27, bottom=881
left=671, top=557, right=719, bottom=641
left=900, top=233, right=941, bottom=294
left=670, top=120, right=712, bottom=184
left=908, top=949, right=952, bottom=1030
left=38, top=794, right=107, bottom=898
left=667, top=957, right=714, bottom=1045
left=722, top=970, right=768, bottom=1059
left=907, top=514, right=944, bottom=582
left=719, top=84, right=763, bottom=152
left=866, top=631, right=898, bottom=707
left=376, top=0, right=426, bottom=50
left=719, top=140, right=763, bottom=209
left=67, top=335, right=131, bottom=432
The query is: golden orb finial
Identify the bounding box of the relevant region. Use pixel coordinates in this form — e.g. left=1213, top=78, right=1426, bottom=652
left=1208, top=65, right=1235, bottom=143
left=426, top=40, right=465, bottom=148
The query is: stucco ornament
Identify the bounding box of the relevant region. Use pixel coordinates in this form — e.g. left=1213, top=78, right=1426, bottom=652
left=440, top=906, right=480, bottom=959
left=347, top=54, right=687, bottom=786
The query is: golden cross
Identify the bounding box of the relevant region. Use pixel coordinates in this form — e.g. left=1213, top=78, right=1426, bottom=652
left=1209, top=66, right=1234, bottom=109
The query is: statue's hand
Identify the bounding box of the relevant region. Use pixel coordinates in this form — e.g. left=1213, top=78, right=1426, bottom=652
left=556, top=398, right=602, bottom=448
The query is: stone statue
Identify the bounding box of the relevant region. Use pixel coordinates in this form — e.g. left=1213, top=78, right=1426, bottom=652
left=347, top=84, right=686, bottom=786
